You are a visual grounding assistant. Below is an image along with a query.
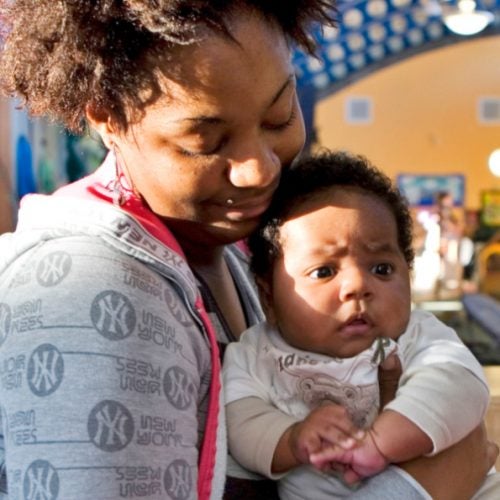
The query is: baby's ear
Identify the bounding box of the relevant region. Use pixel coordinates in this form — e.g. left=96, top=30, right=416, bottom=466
left=256, top=275, right=277, bottom=326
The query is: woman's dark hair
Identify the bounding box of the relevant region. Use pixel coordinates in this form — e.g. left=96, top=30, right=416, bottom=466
left=0, top=0, right=337, bottom=133
left=249, top=149, right=415, bottom=281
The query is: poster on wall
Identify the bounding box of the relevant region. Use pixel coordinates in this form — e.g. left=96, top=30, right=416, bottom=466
left=397, top=174, right=465, bottom=207
left=481, top=190, right=500, bottom=226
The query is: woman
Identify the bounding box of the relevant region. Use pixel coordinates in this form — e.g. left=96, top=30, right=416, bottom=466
left=0, top=1, right=497, bottom=499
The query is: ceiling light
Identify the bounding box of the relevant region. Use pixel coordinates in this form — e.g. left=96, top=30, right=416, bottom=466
left=443, top=0, right=494, bottom=36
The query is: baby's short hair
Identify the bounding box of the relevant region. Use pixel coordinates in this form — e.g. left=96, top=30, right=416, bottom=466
left=248, top=149, right=414, bottom=281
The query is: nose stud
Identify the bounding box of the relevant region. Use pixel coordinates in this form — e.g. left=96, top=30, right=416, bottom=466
left=226, top=198, right=234, bottom=206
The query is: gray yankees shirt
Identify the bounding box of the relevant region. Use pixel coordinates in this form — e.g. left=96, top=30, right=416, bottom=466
left=0, top=192, right=234, bottom=500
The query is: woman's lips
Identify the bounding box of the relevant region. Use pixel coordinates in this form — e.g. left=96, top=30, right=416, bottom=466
left=224, top=197, right=272, bottom=221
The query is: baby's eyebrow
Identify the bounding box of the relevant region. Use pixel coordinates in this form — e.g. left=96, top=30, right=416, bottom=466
left=362, top=241, right=399, bottom=254
left=308, top=243, right=347, bottom=257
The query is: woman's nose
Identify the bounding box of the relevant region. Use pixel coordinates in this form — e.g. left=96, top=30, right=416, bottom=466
left=227, top=143, right=281, bottom=188
left=339, top=268, right=373, bottom=302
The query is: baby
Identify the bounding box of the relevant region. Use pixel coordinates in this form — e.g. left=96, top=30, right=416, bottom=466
left=223, top=150, right=490, bottom=499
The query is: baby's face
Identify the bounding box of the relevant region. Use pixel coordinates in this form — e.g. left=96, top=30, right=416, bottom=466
left=267, top=187, right=411, bottom=359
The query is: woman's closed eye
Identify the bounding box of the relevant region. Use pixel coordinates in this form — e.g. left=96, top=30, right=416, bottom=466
left=177, top=136, right=228, bottom=158
left=371, top=262, right=394, bottom=277
left=262, top=108, right=297, bottom=132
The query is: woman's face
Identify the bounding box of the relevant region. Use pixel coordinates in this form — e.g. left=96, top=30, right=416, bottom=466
left=94, top=12, right=305, bottom=250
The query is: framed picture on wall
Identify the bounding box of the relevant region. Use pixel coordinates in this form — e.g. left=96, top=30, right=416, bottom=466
left=397, top=174, right=465, bottom=207
left=481, top=189, right=500, bottom=226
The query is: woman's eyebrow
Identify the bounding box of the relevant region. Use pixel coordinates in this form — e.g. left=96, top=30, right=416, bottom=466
left=169, top=74, right=296, bottom=127
left=178, top=116, right=224, bottom=127
left=270, top=74, right=296, bottom=106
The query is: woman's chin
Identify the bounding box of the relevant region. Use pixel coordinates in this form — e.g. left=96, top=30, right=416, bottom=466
left=211, top=219, right=260, bottom=244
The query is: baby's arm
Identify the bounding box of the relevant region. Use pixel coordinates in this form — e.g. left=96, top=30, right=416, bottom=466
left=385, top=311, right=489, bottom=453
left=226, top=396, right=362, bottom=475
left=370, top=409, right=433, bottom=462
left=310, top=408, right=432, bottom=483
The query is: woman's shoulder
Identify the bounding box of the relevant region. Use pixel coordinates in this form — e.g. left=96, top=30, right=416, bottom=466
left=1, top=230, right=202, bottom=339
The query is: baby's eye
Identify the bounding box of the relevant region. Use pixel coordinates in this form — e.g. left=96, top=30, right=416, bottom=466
left=310, top=266, right=335, bottom=279
left=371, top=263, right=394, bottom=276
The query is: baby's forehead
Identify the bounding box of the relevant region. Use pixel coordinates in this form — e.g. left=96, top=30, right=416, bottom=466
left=285, top=185, right=387, bottom=217
left=279, top=186, right=401, bottom=243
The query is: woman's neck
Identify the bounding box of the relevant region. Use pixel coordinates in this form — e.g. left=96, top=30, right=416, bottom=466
left=180, top=240, right=247, bottom=340
left=181, top=241, right=226, bottom=272
left=165, top=218, right=227, bottom=269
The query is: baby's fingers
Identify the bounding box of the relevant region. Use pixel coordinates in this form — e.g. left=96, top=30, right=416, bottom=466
left=317, top=460, right=347, bottom=475
left=316, top=421, right=365, bottom=452
left=342, top=467, right=363, bottom=485
left=310, top=444, right=351, bottom=468
left=318, top=429, right=359, bottom=452
left=315, top=403, right=365, bottom=443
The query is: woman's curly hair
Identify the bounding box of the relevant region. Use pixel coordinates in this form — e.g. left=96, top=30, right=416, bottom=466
left=0, top=0, right=337, bottom=133
left=248, top=149, right=415, bottom=281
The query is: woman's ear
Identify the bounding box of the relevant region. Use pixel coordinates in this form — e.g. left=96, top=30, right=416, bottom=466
left=85, top=103, right=116, bottom=149
left=256, top=275, right=277, bottom=325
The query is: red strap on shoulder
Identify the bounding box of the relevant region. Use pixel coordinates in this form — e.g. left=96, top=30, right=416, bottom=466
left=235, top=239, right=250, bottom=256
left=195, top=302, right=221, bottom=500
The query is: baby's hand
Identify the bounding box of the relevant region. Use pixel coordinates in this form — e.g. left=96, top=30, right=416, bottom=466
left=288, top=402, right=364, bottom=465
left=310, top=430, right=388, bottom=484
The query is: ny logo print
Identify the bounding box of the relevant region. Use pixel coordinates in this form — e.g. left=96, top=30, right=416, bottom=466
left=36, top=252, right=72, bottom=287
left=24, top=460, right=59, bottom=500
left=0, top=303, right=11, bottom=345
left=91, top=291, right=136, bottom=340
left=88, top=400, right=134, bottom=451
left=164, top=460, right=192, bottom=500
left=163, top=367, right=194, bottom=410
left=27, top=344, right=64, bottom=397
